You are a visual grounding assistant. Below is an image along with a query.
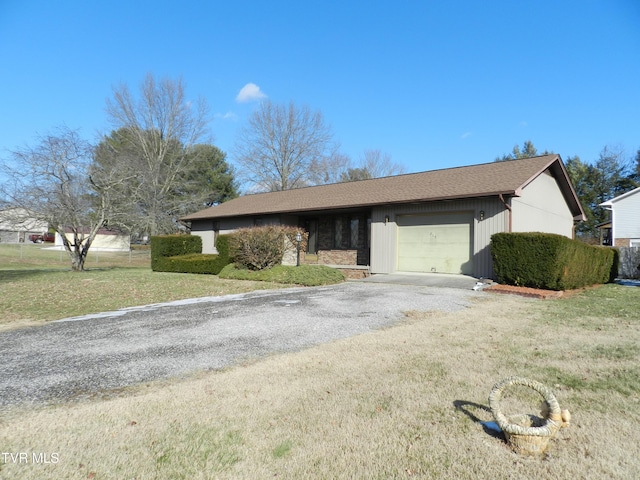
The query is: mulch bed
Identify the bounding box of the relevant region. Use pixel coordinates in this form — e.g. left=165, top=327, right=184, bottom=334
left=485, top=283, right=605, bottom=299
left=485, top=284, right=572, bottom=299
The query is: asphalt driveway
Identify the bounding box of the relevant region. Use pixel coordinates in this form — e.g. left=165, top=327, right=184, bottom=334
left=0, top=282, right=481, bottom=410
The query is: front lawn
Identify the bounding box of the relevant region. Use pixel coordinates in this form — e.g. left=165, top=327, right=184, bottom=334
left=0, top=244, right=287, bottom=329
left=2, top=285, right=639, bottom=479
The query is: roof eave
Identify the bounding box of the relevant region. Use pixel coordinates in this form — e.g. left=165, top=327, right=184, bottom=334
left=181, top=191, right=520, bottom=222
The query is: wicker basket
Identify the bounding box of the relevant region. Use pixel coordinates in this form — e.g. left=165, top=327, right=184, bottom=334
left=489, top=377, right=563, bottom=455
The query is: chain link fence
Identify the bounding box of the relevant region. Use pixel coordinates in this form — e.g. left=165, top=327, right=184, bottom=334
left=618, top=247, right=640, bottom=279
left=0, top=244, right=151, bottom=268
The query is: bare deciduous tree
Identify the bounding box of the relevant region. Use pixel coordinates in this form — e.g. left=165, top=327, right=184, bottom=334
left=103, top=74, right=212, bottom=235
left=337, top=149, right=405, bottom=182
left=308, top=152, right=351, bottom=185
left=0, top=127, right=117, bottom=271
left=359, top=149, right=405, bottom=178
left=234, top=100, right=334, bottom=191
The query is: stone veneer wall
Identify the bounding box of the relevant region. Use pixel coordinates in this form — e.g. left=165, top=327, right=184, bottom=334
left=615, top=238, right=631, bottom=247
left=315, top=215, right=369, bottom=266
left=339, top=268, right=370, bottom=279
left=318, top=249, right=358, bottom=265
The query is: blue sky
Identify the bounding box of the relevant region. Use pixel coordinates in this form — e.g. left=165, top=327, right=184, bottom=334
left=1, top=0, right=639, bottom=180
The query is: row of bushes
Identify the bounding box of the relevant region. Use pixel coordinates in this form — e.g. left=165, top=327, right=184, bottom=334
left=154, top=230, right=614, bottom=291
left=151, top=226, right=308, bottom=275
left=491, top=232, right=617, bottom=290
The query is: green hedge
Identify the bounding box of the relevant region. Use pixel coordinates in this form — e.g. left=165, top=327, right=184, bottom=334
left=490, top=232, right=616, bottom=290
left=151, top=234, right=231, bottom=274
left=151, top=235, right=202, bottom=271
left=219, top=263, right=345, bottom=286
left=152, top=253, right=226, bottom=274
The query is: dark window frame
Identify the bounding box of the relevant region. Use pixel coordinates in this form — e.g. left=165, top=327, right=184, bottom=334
left=332, top=215, right=360, bottom=250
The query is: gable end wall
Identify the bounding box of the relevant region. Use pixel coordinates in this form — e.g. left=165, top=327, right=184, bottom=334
left=511, top=171, right=574, bottom=237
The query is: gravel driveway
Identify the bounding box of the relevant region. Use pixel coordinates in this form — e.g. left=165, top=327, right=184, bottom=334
left=0, top=282, right=479, bottom=410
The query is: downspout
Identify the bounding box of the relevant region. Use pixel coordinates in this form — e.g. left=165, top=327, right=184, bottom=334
left=499, top=194, right=512, bottom=232
left=602, top=205, right=613, bottom=246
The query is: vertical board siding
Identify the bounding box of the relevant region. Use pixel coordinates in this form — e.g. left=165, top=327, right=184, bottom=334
left=371, top=198, right=506, bottom=278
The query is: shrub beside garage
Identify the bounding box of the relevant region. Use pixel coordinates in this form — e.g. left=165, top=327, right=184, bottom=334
left=490, top=232, right=617, bottom=290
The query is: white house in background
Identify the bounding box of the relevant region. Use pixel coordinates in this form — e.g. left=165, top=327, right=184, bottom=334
left=56, top=228, right=131, bottom=252
left=0, top=208, right=49, bottom=243
left=600, top=187, right=640, bottom=247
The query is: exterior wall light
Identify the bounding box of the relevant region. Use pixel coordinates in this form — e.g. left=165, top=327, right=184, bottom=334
left=479, top=211, right=485, bottom=221
left=295, top=232, right=302, bottom=266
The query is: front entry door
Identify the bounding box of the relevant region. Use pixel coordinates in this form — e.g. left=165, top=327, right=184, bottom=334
left=304, top=219, right=318, bottom=254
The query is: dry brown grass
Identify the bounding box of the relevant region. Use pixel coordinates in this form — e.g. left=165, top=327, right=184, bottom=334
left=1, top=288, right=639, bottom=479
left=0, top=244, right=285, bottom=331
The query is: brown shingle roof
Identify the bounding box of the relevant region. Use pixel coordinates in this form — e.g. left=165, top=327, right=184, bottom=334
left=182, top=155, right=585, bottom=221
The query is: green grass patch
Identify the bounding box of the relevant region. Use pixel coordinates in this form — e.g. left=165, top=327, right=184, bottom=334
left=272, top=440, right=293, bottom=459
left=540, top=365, right=640, bottom=396
left=540, top=284, right=640, bottom=327
left=148, top=423, right=243, bottom=478
left=219, top=263, right=345, bottom=286
left=590, top=343, right=640, bottom=360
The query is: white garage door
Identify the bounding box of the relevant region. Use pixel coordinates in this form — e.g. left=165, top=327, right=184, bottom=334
left=397, top=213, right=473, bottom=275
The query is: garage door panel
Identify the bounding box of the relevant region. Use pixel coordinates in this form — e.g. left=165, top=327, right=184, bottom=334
left=397, top=213, right=473, bottom=274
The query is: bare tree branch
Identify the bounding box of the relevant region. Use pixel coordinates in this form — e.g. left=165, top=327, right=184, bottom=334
left=0, top=127, right=107, bottom=271
left=102, top=74, right=219, bottom=235
left=234, top=101, right=334, bottom=191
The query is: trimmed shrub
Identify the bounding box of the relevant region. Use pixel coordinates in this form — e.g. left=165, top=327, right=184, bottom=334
left=491, top=232, right=616, bottom=290
left=215, top=233, right=231, bottom=260
left=219, top=263, right=345, bottom=286
left=153, top=253, right=221, bottom=274
left=229, top=226, right=307, bottom=271
left=151, top=234, right=232, bottom=274
left=151, top=235, right=202, bottom=271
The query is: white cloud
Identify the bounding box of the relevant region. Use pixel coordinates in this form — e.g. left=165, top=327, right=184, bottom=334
left=236, top=83, right=267, bottom=103
left=460, top=131, right=472, bottom=140
left=214, top=111, right=238, bottom=121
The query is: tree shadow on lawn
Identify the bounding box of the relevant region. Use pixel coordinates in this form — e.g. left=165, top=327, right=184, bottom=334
left=0, top=268, right=71, bottom=283
left=0, top=267, right=123, bottom=283
left=0, top=266, right=147, bottom=284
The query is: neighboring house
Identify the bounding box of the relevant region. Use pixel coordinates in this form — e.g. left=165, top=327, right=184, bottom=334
left=56, top=228, right=131, bottom=252
left=599, top=187, right=640, bottom=248
left=0, top=208, right=49, bottom=243
left=182, top=155, right=585, bottom=279
left=596, top=220, right=613, bottom=246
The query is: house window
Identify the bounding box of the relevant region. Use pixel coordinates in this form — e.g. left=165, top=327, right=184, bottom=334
left=630, top=239, right=640, bottom=248
left=334, top=218, right=347, bottom=249
left=350, top=218, right=359, bottom=248
left=333, top=216, right=360, bottom=249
